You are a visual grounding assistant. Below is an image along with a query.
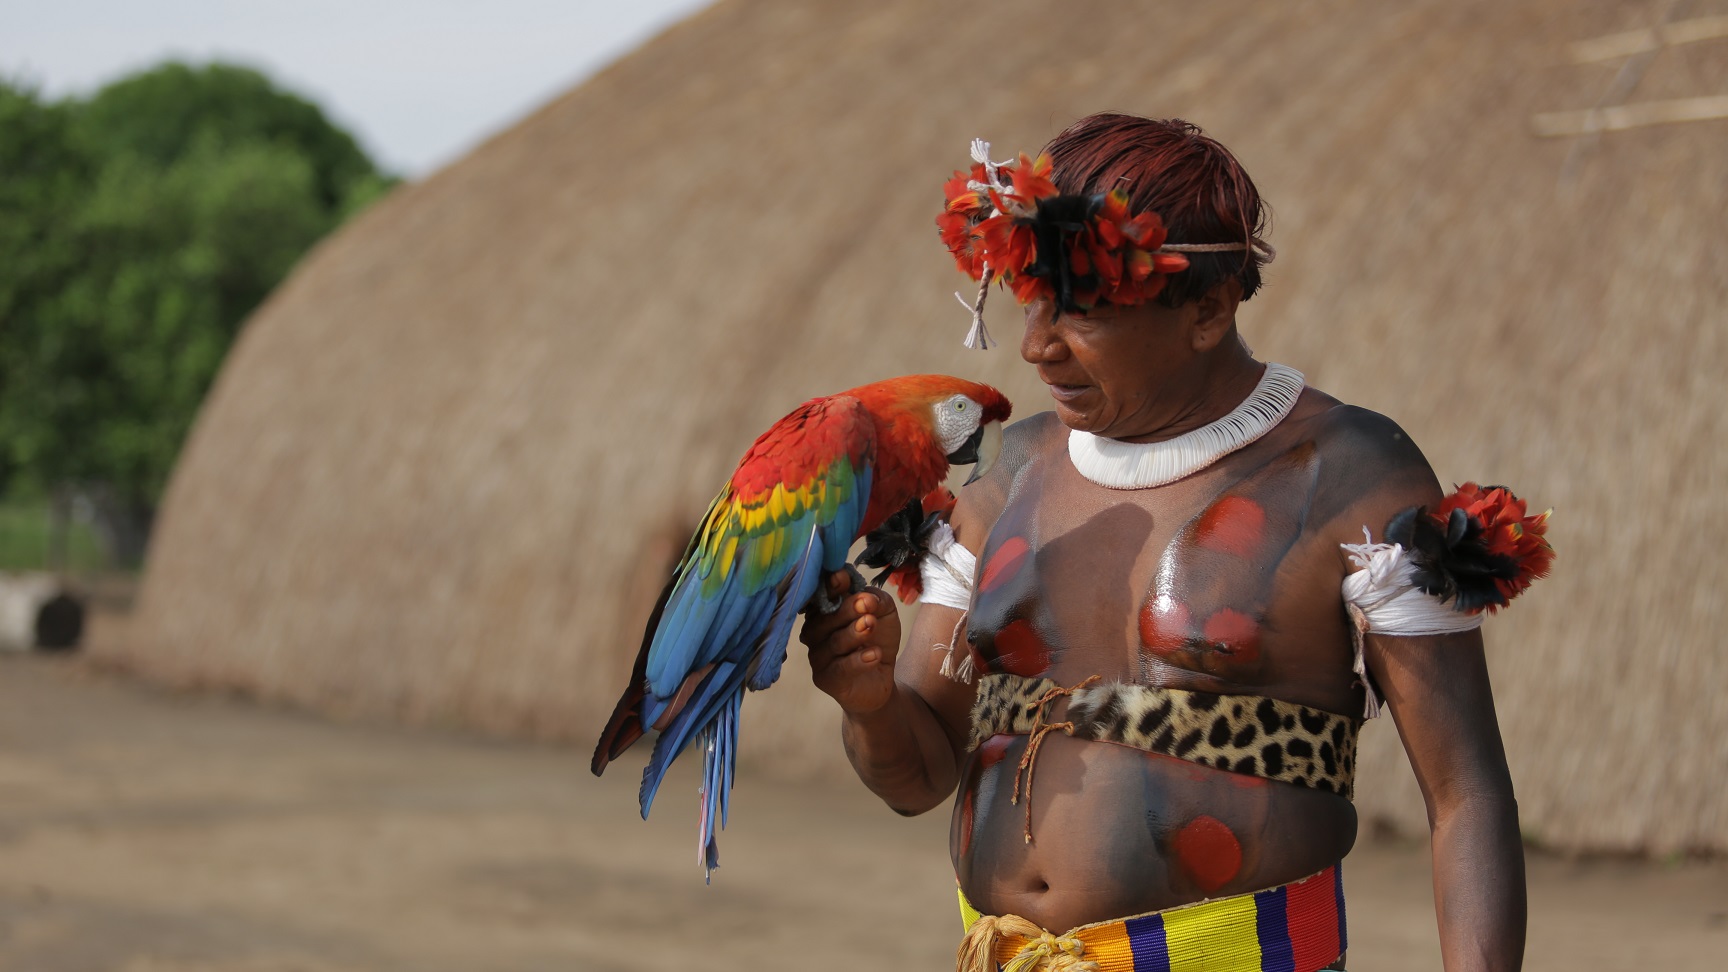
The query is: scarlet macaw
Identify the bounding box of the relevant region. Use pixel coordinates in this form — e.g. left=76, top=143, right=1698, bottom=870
left=591, top=375, right=1011, bottom=876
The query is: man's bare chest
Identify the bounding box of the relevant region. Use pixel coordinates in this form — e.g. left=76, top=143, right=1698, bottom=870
left=966, top=440, right=1348, bottom=694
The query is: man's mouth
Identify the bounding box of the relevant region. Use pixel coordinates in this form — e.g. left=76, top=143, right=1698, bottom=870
left=1046, top=383, right=1089, bottom=403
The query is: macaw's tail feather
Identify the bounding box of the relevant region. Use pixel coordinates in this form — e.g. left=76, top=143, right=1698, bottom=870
left=638, top=660, right=743, bottom=820
left=590, top=681, right=646, bottom=777
left=591, top=567, right=682, bottom=776
left=697, top=690, right=742, bottom=881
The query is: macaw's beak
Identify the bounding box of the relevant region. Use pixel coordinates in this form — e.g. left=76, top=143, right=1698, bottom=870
left=949, top=420, right=1003, bottom=485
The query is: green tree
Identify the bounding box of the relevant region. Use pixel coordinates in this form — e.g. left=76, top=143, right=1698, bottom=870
left=0, top=64, right=395, bottom=566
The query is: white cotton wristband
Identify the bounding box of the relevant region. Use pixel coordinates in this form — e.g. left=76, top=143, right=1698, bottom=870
left=918, top=520, right=976, bottom=611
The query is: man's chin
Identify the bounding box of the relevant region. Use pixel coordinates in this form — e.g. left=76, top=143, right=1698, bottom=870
left=1052, top=400, right=1102, bottom=434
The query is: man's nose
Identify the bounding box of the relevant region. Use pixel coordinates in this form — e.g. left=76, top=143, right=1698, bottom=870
left=1021, top=300, right=1068, bottom=364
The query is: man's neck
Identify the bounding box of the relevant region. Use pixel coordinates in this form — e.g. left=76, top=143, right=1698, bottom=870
left=1119, top=338, right=1264, bottom=444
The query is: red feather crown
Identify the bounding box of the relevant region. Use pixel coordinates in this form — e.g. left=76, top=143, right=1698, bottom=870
left=937, top=140, right=1272, bottom=349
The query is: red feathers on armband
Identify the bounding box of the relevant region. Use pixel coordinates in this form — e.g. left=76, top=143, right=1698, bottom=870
left=1385, top=483, right=1554, bottom=614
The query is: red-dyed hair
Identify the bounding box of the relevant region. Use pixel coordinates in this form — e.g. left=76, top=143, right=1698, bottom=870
left=1043, top=114, right=1269, bottom=307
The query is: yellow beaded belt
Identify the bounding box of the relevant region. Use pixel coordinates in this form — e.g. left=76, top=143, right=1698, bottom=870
left=957, top=866, right=1346, bottom=972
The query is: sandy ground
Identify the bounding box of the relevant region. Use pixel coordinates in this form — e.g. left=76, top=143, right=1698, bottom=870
left=0, top=655, right=1722, bottom=972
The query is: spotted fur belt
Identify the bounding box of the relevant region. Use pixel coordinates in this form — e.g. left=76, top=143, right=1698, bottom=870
left=968, top=673, right=1358, bottom=799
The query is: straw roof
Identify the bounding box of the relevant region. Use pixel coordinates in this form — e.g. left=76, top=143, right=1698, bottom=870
left=106, top=0, right=1728, bottom=854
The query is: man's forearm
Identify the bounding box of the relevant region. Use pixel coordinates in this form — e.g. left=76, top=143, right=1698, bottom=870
left=840, top=685, right=959, bottom=815
left=1430, top=792, right=1526, bottom=972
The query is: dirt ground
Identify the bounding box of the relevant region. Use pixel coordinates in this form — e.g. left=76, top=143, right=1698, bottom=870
left=0, top=655, right=1722, bottom=972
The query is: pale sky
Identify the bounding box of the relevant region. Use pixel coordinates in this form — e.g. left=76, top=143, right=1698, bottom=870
left=0, top=0, right=715, bottom=177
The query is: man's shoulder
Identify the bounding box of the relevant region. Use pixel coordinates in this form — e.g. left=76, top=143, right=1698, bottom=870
left=987, top=410, right=1068, bottom=483
left=1291, top=391, right=1442, bottom=536
left=951, top=411, right=1062, bottom=546
left=1003, top=409, right=1067, bottom=458
left=1295, top=391, right=1432, bottom=478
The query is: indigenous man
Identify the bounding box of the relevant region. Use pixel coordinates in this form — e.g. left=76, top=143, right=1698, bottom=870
left=802, top=115, right=1541, bottom=972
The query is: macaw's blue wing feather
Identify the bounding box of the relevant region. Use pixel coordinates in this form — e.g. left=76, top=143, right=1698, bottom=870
left=613, top=396, right=877, bottom=876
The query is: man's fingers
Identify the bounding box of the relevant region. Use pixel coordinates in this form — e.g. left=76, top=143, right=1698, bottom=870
left=867, top=589, right=898, bottom=617
left=849, top=590, right=895, bottom=619
left=805, top=615, right=868, bottom=667
left=813, top=636, right=889, bottom=686
left=801, top=586, right=895, bottom=646
left=800, top=595, right=863, bottom=645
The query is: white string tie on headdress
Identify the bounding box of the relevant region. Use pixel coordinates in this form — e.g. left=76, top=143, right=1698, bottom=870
left=966, top=138, right=1014, bottom=196
left=954, top=139, right=1014, bottom=351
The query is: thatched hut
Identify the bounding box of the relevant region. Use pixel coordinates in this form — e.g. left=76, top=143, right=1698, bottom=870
left=106, top=0, right=1728, bottom=854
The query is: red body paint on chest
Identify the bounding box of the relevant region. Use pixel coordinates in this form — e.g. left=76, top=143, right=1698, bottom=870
left=979, top=536, right=1030, bottom=592
left=1193, top=496, right=1266, bottom=557
left=1173, top=814, right=1243, bottom=893
left=1200, top=608, right=1262, bottom=663
left=991, top=619, right=1051, bottom=676
left=1138, top=598, right=1191, bottom=656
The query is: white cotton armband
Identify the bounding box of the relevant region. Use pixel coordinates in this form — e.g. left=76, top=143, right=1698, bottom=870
left=917, top=520, right=979, bottom=683
left=1340, top=527, right=1482, bottom=719
left=918, top=520, right=976, bottom=611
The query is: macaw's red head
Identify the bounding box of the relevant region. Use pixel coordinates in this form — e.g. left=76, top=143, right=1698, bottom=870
left=847, top=375, right=1013, bottom=485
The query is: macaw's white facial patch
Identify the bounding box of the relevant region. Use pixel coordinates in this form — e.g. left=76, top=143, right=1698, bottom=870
left=935, top=394, right=982, bottom=455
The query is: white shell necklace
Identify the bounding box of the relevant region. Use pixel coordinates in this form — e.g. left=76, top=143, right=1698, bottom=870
left=1067, top=362, right=1306, bottom=490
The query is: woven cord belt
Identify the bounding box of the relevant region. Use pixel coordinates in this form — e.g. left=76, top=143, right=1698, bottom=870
left=968, top=674, right=1359, bottom=801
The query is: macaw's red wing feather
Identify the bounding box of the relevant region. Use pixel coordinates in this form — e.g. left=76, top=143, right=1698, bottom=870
left=1385, top=482, right=1554, bottom=614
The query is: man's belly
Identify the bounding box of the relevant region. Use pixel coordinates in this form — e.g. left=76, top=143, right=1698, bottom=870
left=952, top=731, right=1357, bottom=933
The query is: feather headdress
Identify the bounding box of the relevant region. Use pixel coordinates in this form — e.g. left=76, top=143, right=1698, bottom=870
left=937, top=140, right=1271, bottom=349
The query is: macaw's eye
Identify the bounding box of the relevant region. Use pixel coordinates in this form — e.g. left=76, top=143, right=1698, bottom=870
left=956, top=401, right=967, bottom=411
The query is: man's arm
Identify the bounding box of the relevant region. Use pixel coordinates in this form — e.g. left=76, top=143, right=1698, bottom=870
left=800, top=577, right=975, bottom=814
left=1365, top=629, right=1527, bottom=972
left=802, top=413, right=1038, bottom=814
left=1313, top=403, right=1527, bottom=970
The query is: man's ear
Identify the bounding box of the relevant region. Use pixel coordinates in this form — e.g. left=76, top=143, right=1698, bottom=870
left=1189, top=278, right=1244, bottom=352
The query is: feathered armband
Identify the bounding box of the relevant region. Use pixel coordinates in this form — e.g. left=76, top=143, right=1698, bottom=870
left=1341, top=483, right=1554, bottom=717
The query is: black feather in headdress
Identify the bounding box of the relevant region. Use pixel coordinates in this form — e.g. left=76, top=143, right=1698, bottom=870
left=1022, top=193, right=1106, bottom=316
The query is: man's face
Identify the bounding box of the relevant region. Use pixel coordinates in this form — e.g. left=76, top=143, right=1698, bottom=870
left=1019, top=295, right=1207, bottom=442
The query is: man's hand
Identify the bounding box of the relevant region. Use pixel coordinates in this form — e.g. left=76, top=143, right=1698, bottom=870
left=801, top=571, right=902, bottom=714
